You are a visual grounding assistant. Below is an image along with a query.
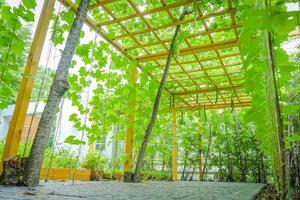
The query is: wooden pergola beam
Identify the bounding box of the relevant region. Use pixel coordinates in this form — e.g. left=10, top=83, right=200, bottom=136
left=175, top=84, right=243, bottom=95
left=137, top=40, right=239, bottom=62
left=166, top=70, right=241, bottom=82
left=97, top=0, right=192, bottom=26
left=169, top=62, right=243, bottom=75
left=60, top=0, right=250, bottom=110
left=89, top=0, right=117, bottom=9
left=113, top=9, right=234, bottom=40
left=0, top=0, right=56, bottom=175
left=124, top=66, right=137, bottom=181
left=177, top=100, right=251, bottom=111
left=126, top=24, right=242, bottom=51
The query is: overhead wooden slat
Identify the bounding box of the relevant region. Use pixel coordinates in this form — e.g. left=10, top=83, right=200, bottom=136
left=59, top=0, right=250, bottom=111
left=89, top=0, right=118, bottom=9
left=126, top=24, right=242, bottom=51
left=113, top=9, right=234, bottom=40
left=136, top=40, right=239, bottom=62
left=175, top=84, right=243, bottom=95
left=97, top=0, right=192, bottom=26
left=178, top=100, right=251, bottom=110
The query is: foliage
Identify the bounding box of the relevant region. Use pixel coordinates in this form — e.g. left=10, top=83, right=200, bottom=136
left=0, top=0, right=36, bottom=109
left=80, top=150, right=106, bottom=170
left=42, top=146, right=78, bottom=168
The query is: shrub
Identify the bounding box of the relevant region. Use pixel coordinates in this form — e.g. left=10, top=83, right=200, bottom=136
left=81, top=150, right=106, bottom=170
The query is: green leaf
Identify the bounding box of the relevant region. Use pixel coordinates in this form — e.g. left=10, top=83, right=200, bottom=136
left=64, top=135, right=86, bottom=145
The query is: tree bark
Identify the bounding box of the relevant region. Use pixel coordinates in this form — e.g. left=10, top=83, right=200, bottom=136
left=224, top=120, right=234, bottom=182
left=198, top=132, right=202, bottom=181
left=131, top=10, right=190, bottom=183
left=234, top=112, right=246, bottom=182
left=23, top=0, right=90, bottom=186
left=202, top=122, right=212, bottom=180
left=265, top=30, right=287, bottom=200
left=181, top=150, right=188, bottom=181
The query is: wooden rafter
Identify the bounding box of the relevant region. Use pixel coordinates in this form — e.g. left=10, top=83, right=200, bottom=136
left=59, top=0, right=250, bottom=111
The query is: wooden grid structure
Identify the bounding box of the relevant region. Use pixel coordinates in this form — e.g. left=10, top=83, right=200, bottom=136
left=61, top=0, right=250, bottom=111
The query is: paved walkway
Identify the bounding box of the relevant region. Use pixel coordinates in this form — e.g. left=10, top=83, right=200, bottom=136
left=0, top=181, right=264, bottom=200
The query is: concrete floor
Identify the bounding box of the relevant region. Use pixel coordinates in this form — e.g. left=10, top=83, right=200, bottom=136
left=0, top=181, right=264, bottom=200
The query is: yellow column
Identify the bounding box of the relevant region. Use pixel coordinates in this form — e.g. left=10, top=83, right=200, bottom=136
left=0, top=0, right=56, bottom=175
left=124, top=66, right=137, bottom=181
left=88, top=143, right=94, bottom=153
left=172, top=107, right=178, bottom=181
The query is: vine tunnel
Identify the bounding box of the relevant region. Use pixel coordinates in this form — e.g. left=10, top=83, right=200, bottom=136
left=0, top=0, right=299, bottom=199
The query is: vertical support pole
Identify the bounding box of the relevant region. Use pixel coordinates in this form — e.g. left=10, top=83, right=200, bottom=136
left=0, top=0, right=56, bottom=175
left=198, top=125, right=202, bottom=181
left=124, top=66, right=137, bottom=181
left=171, top=95, right=177, bottom=181
left=88, top=143, right=94, bottom=153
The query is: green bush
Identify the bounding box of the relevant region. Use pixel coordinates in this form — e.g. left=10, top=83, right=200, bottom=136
left=81, top=150, right=106, bottom=170
left=43, top=146, right=77, bottom=168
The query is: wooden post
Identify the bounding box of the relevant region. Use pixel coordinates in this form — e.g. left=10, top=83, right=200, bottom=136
left=0, top=0, right=56, bottom=175
left=172, top=106, right=178, bottom=181
left=88, top=143, right=94, bottom=152
left=124, top=66, right=137, bottom=181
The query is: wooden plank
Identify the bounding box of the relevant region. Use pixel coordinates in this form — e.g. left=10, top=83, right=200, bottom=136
left=89, top=0, right=117, bottom=9
left=169, top=62, right=243, bottom=75
left=136, top=40, right=239, bottom=62
left=124, top=66, right=137, bottom=176
left=98, top=0, right=192, bottom=26
left=0, top=0, right=56, bottom=175
left=175, top=84, right=243, bottom=95
left=177, top=100, right=251, bottom=110
left=40, top=168, right=91, bottom=181
left=113, top=9, right=233, bottom=40
left=126, top=24, right=242, bottom=51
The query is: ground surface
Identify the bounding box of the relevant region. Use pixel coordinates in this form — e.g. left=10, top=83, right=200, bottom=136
left=0, top=181, right=264, bottom=200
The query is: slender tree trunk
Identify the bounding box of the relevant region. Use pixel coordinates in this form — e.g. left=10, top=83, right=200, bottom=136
left=23, top=0, right=90, bottom=186
left=265, top=30, right=287, bottom=200
left=202, top=123, right=212, bottom=180
left=132, top=10, right=190, bottom=182
left=287, top=114, right=300, bottom=200
left=224, top=121, right=234, bottom=182
left=189, top=160, right=196, bottom=181
left=181, top=150, right=188, bottom=181
left=161, top=159, right=165, bottom=173
left=218, top=149, right=224, bottom=181
left=198, top=129, right=202, bottom=181
left=234, top=112, right=246, bottom=182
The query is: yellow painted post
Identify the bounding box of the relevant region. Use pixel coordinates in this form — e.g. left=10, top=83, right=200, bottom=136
left=124, top=66, right=137, bottom=181
left=172, top=107, right=178, bottom=181
left=0, top=0, right=56, bottom=175
left=88, top=143, right=94, bottom=153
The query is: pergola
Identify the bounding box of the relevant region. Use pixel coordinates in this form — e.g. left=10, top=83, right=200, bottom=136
left=1, top=0, right=250, bottom=180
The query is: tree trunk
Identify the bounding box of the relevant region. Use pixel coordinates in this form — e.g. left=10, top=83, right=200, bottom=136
left=287, top=114, right=300, bottom=200
left=161, top=159, right=165, bottom=173
left=189, top=160, right=196, bottom=181
left=218, top=149, right=224, bottom=181
left=224, top=120, right=234, bottom=182
left=181, top=150, right=188, bottom=181
left=23, top=0, right=90, bottom=186
left=234, top=112, right=246, bottom=182
left=198, top=126, right=202, bottom=181
left=202, top=122, right=212, bottom=180
left=265, top=30, right=287, bottom=200
left=131, top=10, right=190, bottom=182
